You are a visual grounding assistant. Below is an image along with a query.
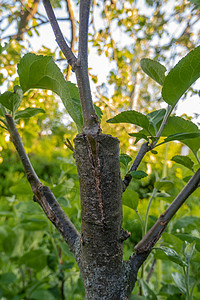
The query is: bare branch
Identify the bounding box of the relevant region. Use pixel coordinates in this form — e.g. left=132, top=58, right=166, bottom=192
left=1, top=18, right=70, bottom=42
left=17, top=0, right=40, bottom=40
left=65, top=0, right=76, bottom=80
left=5, top=114, right=80, bottom=255
left=134, top=167, right=200, bottom=254
left=75, top=0, right=98, bottom=133
left=42, top=0, right=77, bottom=66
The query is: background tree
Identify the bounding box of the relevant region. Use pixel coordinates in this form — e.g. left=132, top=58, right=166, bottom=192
left=0, top=0, right=200, bottom=299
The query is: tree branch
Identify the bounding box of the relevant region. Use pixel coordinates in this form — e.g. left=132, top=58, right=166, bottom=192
left=17, top=0, right=40, bottom=40
left=42, top=0, right=77, bottom=67
left=123, top=142, right=151, bottom=191
left=134, top=167, right=200, bottom=254
left=123, top=106, right=173, bottom=191
left=65, top=0, right=76, bottom=80
left=5, top=114, right=80, bottom=255
left=75, top=0, right=99, bottom=133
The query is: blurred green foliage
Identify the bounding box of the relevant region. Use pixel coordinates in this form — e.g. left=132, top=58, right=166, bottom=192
left=0, top=0, right=200, bottom=299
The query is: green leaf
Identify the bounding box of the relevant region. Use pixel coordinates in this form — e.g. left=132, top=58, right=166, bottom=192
left=129, top=132, right=149, bottom=143
left=140, top=279, right=157, bottom=300
left=123, top=189, right=139, bottom=210
left=0, top=85, right=23, bottom=114
left=172, top=272, right=186, bottom=294
left=120, top=153, right=132, bottom=168
left=154, top=246, right=187, bottom=267
left=15, top=107, right=45, bottom=119
left=140, top=58, right=167, bottom=85
left=159, top=284, right=181, bottom=296
left=172, top=216, right=199, bottom=233
left=19, top=249, right=47, bottom=271
left=17, top=53, right=83, bottom=131
left=163, top=132, right=200, bottom=143
left=155, top=192, right=171, bottom=198
left=184, top=242, right=196, bottom=263
left=94, top=104, right=103, bottom=122
left=0, top=273, right=17, bottom=284
left=30, top=289, right=56, bottom=300
left=107, top=110, right=151, bottom=133
left=130, top=170, right=148, bottom=179
left=147, top=109, right=166, bottom=128
left=162, top=232, right=183, bottom=254
left=162, top=116, right=200, bottom=153
left=171, top=155, right=194, bottom=171
left=154, top=179, right=173, bottom=191
left=10, top=183, right=32, bottom=196
left=162, top=46, right=200, bottom=106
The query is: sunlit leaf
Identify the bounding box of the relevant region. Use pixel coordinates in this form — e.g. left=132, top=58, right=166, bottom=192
left=0, top=86, right=23, bottom=113
left=107, top=110, right=151, bottom=133
left=122, top=189, right=139, bottom=210
left=140, top=58, right=167, bottom=85
left=162, top=46, right=200, bottom=106
left=17, top=53, right=83, bottom=131
left=162, top=116, right=200, bottom=153
left=15, top=107, right=45, bottom=119
left=155, top=179, right=173, bottom=191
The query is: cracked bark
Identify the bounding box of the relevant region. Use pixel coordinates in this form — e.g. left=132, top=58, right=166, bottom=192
left=74, top=133, right=133, bottom=299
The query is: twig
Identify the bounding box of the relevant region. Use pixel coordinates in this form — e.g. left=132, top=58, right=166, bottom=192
left=17, top=0, right=40, bottom=40
left=5, top=114, right=80, bottom=254
left=65, top=0, right=76, bottom=80
left=42, top=0, right=77, bottom=66
left=146, top=259, right=156, bottom=283
left=123, top=142, right=151, bottom=191
left=1, top=18, right=69, bottom=41
left=123, top=105, right=173, bottom=191
left=134, top=167, right=200, bottom=253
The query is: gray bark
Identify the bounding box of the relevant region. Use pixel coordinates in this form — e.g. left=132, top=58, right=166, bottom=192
left=74, top=133, right=131, bottom=299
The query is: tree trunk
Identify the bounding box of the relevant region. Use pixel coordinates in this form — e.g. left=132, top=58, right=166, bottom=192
left=74, top=133, right=131, bottom=299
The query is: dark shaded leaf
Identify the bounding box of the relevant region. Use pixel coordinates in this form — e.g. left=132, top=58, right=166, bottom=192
left=120, top=153, right=132, bottom=168
left=130, top=170, right=148, bottom=179
left=171, top=155, right=194, bottom=171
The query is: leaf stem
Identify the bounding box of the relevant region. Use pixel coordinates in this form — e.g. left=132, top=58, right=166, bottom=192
left=5, top=114, right=80, bottom=254
left=123, top=142, right=151, bottom=191
left=152, top=105, right=173, bottom=146
left=144, top=188, right=158, bottom=235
